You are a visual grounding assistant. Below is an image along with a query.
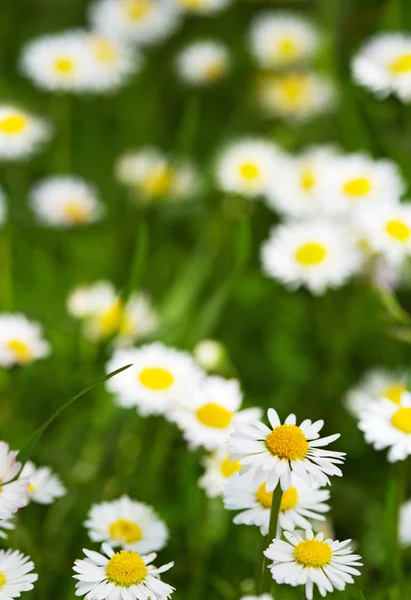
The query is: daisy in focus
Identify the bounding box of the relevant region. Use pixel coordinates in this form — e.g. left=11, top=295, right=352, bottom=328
left=170, top=375, right=262, bottom=450
left=0, top=106, right=51, bottom=161
left=30, top=176, right=104, bottom=228
left=345, top=367, right=407, bottom=417
left=261, top=220, right=361, bottom=295
left=228, top=408, right=345, bottom=492
left=176, top=41, right=230, bottom=86
left=399, top=499, right=411, bottom=547
left=0, top=314, right=51, bottom=368
left=0, top=549, right=38, bottom=599
left=249, top=12, right=319, bottom=69
left=85, top=496, right=168, bottom=554
left=20, top=461, right=66, bottom=505
left=105, top=342, right=204, bottom=417
left=264, top=529, right=362, bottom=600
left=198, top=448, right=241, bottom=498
left=73, top=543, right=174, bottom=600
left=0, top=442, right=29, bottom=520
left=352, top=33, right=411, bottom=102
left=173, top=0, right=231, bottom=15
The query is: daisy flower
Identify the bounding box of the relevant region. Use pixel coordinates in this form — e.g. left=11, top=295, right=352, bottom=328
left=399, top=499, right=411, bottom=546
left=0, top=549, right=37, bottom=599
left=105, top=343, right=204, bottom=417
left=73, top=543, right=174, bottom=600
left=198, top=448, right=241, bottom=498
left=264, top=529, right=362, bottom=600
left=352, top=33, right=411, bottom=102
left=30, top=176, right=104, bottom=228
left=0, top=442, right=29, bottom=519
left=176, top=41, right=230, bottom=86
left=224, top=473, right=330, bottom=535
left=0, top=314, right=51, bottom=368
left=0, top=106, right=51, bottom=161
left=228, top=409, right=345, bottom=492
left=261, top=220, right=361, bottom=295
left=173, top=0, right=231, bottom=15
left=20, top=461, right=66, bottom=505
left=249, top=12, right=319, bottom=69
left=345, top=367, right=407, bottom=417
left=85, top=496, right=168, bottom=554
left=215, top=138, right=284, bottom=199
left=193, top=339, right=225, bottom=371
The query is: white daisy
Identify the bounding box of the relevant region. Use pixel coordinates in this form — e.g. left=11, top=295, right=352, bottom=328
left=173, top=0, right=231, bottom=15
left=0, top=314, right=51, bottom=367
left=0, top=549, right=37, bottom=599
left=193, top=339, right=225, bottom=371
left=215, top=138, right=284, bottom=198
left=352, top=33, right=411, bottom=102
left=19, top=461, right=66, bottom=505
left=224, top=473, right=330, bottom=535
left=0, top=442, right=29, bottom=519
left=105, top=342, right=204, bottom=417
left=261, top=220, right=361, bottom=295
left=85, top=496, right=168, bottom=554
left=345, top=367, right=407, bottom=417
left=73, top=543, right=174, bottom=600
left=228, top=409, right=345, bottom=492
left=30, top=176, right=104, bottom=228
left=0, top=106, right=51, bottom=161
left=198, top=448, right=242, bottom=498
left=176, top=41, right=230, bottom=86
left=399, top=499, right=411, bottom=547
left=249, top=12, right=319, bottom=69
left=264, top=529, right=362, bottom=600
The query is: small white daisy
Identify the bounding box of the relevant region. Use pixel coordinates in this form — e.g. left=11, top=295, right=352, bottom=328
left=105, top=342, right=204, bottom=417
left=249, top=12, right=319, bottom=69
left=228, top=409, right=345, bottom=492
left=0, top=106, right=51, bottom=161
left=198, top=448, right=241, bottom=498
left=0, top=314, right=51, bottom=368
left=0, top=442, right=29, bottom=519
left=264, top=529, right=362, bottom=600
left=193, top=339, right=225, bottom=371
left=173, top=0, right=231, bottom=15
left=176, top=41, right=230, bottom=86
left=73, top=543, right=174, bottom=600
left=261, top=220, right=361, bottom=295
left=19, top=461, right=66, bottom=505
left=399, top=499, right=411, bottom=547
left=30, top=176, right=104, bottom=228
left=345, top=367, right=407, bottom=417
left=0, top=549, right=37, bottom=599
left=85, top=496, right=168, bottom=554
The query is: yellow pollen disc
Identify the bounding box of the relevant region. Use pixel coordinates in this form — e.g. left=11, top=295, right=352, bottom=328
left=280, top=486, right=298, bottom=512
left=139, top=367, right=175, bottom=391
left=141, top=166, right=173, bottom=197
left=64, top=200, right=91, bottom=224
left=106, top=551, right=147, bottom=587
left=196, top=403, right=233, bottom=429
left=266, top=424, right=309, bottom=460
left=342, top=177, right=371, bottom=197
left=388, top=53, right=411, bottom=74
left=7, top=339, right=33, bottom=362
left=0, top=572, right=6, bottom=590
left=239, top=162, right=260, bottom=181
left=300, top=165, right=316, bottom=191
left=203, top=61, right=225, bottom=81
left=92, top=37, right=119, bottom=64
left=177, top=0, right=203, bottom=8
left=124, top=0, right=151, bottom=20
left=294, top=539, right=333, bottom=568
left=256, top=482, right=272, bottom=509
left=295, top=242, right=327, bottom=266
left=385, top=220, right=411, bottom=242
left=54, top=57, right=75, bottom=75
left=382, top=382, right=406, bottom=404
left=220, top=455, right=241, bottom=478
left=28, top=483, right=36, bottom=493
left=278, top=36, right=298, bottom=58
left=391, top=407, right=411, bottom=433
left=109, top=519, right=143, bottom=544
left=99, top=299, right=124, bottom=337
left=278, top=74, right=307, bottom=104
left=0, top=114, right=27, bottom=134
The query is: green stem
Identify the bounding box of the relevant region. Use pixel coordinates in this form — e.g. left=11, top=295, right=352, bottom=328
left=0, top=225, right=13, bottom=311
left=393, top=459, right=408, bottom=592
left=257, top=485, right=283, bottom=595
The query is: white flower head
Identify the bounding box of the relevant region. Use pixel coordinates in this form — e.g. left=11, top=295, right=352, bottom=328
left=228, top=409, right=345, bottom=492
left=345, top=367, right=407, bottom=417
left=399, top=499, right=411, bottom=547
left=264, top=529, right=362, bottom=600
left=0, top=442, right=29, bottom=519
left=193, top=339, right=225, bottom=371
left=0, top=106, right=51, bottom=161
left=173, top=0, right=231, bottom=15
left=176, top=40, right=230, bottom=86
left=20, top=461, right=66, bottom=505
left=0, top=314, right=51, bottom=368
left=0, top=549, right=38, bottom=599
left=198, top=448, right=241, bottom=498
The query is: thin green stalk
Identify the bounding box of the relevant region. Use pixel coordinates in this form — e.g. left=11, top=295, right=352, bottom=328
left=0, top=225, right=13, bottom=311
left=257, top=485, right=282, bottom=595
left=393, top=459, right=408, bottom=592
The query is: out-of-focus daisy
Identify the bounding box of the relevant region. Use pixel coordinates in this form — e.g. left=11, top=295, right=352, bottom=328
left=176, top=41, right=229, bottom=86
left=228, top=409, right=344, bottom=492
left=105, top=342, right=204, bottom=417
left=399, top=499, right=411, bottom=546
left=359, top=391, right=411, bottom=462
left=198, top=448, right=241, bottom=498
left=170, top=375, right=262, bottom=450
left=193, top=339, right=225, bottom=372
left=85, top=496, right=168, bottom=554
left=352, top=33, right=411, bottom=102
left=0, top=314, right=50, bottom=368
left=0, top=442, right=29, bottom=519
left=86, top=32, right=141, bottom=92
left=30, top=176, right=104, bottom=228
left=265, top=529, right=362, bottom=600
left=261, top=220, right=361, bottom=295
left=89, top=0, right=180, bottom=47
left=0, top=519, right=14, bottom=540
left=0, top=549, right=37, bottom=599
left=173, top=0, right=231, bottom=15
left=216, top=139, right=283, bottom=198
left=20, top=461, right=66, bottom=505
left=73, top=544, right=174, bottom=600
left=258, top=71, right=336, bottom=121
left=249, top=12, right=319, bottom=69
left=345, top=367, right=407, bottom=417
left=0, top=106, right=51, bottom=161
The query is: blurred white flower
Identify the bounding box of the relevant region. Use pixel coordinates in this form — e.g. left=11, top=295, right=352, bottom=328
left=20, top=461, right=66, bottom=505
left=345, top=367, right=407, bottom=417
left=0, top=549, right=38, bottom=599
left=0, top=314, right=51, bottom=368
left=176, top=40, right=230, bottom=86
left=399, top=499, right=411, bottom=546
left=0, top=442, right=29, bottom=520
left=193, top=339, right=225, bottom=371
left=0, top=106, right=51, bottom=160
left=198, top=448, right=241, bottom=498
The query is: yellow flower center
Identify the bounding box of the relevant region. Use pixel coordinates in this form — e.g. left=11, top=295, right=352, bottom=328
left=7, top=339, right=33, bottom=362
left=300, top=165, right=316, bottom=191
left=28, top=483, right=36, bottom=493
left=139, top=367, right=175, bottom=391
left=109, top=519, right=143, bottom=544
left=265, top=424, right=309, bottom=460
left=385, top=220, right=411, bottom=242
left=64, top=200, right=91, bottom=224
left=220, top=455, right=241, bottom=478
left=0, top=114, right=27, bottom=134
left=54, top=57, right=75, bottom=75
left=141, top=166, right=173, bottom=197
left=203, top=61, right=225, bottom=81
left=92, top=37, right=119, bottom=65
left=124, top=0, right=152, bottom=20
left=239, top=162, right=260, bottom=181
left=278, top=74, right=308, bottom=104
left=278, top=37, right=298, bottom=58
left=196, top=403, right=233, bottom=428
left=280, top=486, right=298, bottom=511
left=382, top=382, right=406, bottom=404
left=342, top=177, right=371, bottom=197
left=98, top=299, right=124, bottom=337
left=256, top=482, right=272, bottom=508
left=106, top=551, right=147, bottom=587
left=295, top=242, right=327, bottom=266
left=391, top=407, right=411, bottom=433
left=294, top=539, right=333, bottom=568
left=0, top=572, right=6, bottom=590
left=388, top=53, right=411, bottom=74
